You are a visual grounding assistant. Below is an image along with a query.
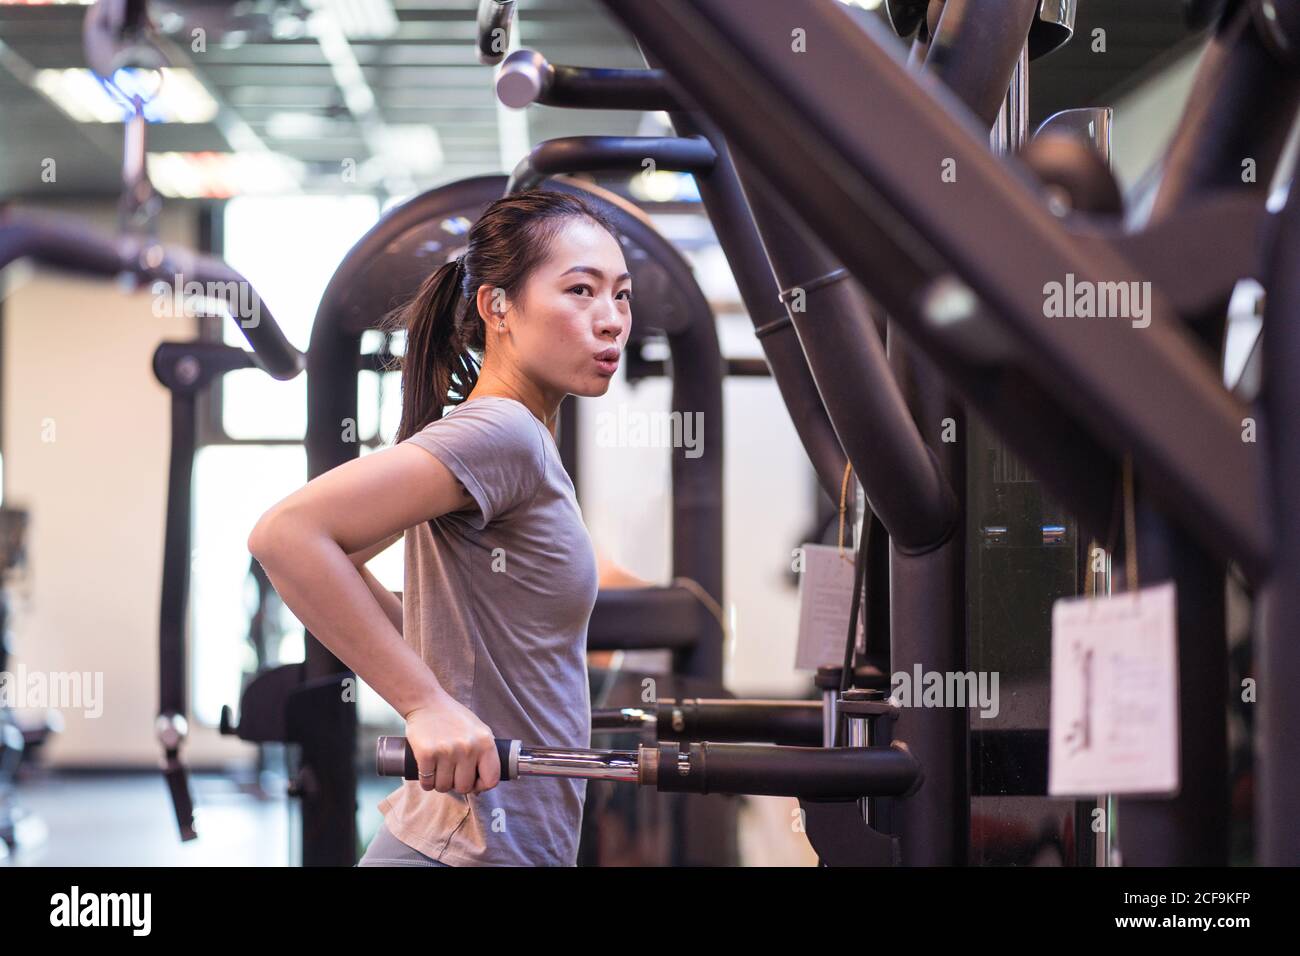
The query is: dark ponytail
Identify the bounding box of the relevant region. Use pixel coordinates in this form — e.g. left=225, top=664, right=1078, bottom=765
left=386, top=255, right=482, bottom=445
left=384, top=189, right=619, bottom=445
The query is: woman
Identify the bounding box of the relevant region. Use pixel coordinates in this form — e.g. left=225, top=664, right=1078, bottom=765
left=247, top=190, right=633, bottom=866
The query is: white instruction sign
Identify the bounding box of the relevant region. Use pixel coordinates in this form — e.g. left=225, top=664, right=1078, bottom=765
left=1049, top=581, right=1180, bottom=797
left=794, top=543, right=864, bottom=671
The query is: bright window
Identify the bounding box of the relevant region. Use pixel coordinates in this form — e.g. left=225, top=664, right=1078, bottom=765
left=220, top=195, right=381, bottom=440
left=191, top=195, right=382, bottom=728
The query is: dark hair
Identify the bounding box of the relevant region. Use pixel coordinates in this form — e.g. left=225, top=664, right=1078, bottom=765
left=384, top=189, right=620, bottom=444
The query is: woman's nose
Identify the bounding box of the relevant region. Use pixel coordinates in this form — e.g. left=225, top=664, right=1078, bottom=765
left=597, top=309, right=624, bottom=339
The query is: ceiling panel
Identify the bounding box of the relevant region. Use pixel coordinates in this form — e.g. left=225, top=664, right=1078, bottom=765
left=0, top=0, right=1199, bottom=201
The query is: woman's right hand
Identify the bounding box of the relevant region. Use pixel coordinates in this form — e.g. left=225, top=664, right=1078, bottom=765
left=403, top=696, right=501, bottom=795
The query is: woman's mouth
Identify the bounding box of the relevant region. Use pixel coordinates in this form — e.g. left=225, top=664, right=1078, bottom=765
left=594, top=348, right=619, bottom=375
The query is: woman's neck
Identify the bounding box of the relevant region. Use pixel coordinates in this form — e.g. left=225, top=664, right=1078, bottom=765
left=465, top=376, right=560, bottom=438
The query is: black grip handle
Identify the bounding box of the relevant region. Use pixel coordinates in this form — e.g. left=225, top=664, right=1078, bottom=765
left=174, top=248, right=303, bottom=381
left=0, top=212, right=304, bottom=382
left=376, top=735, right=515, bottom=781
left=0, top=210, right=123, bottom=277
left=655, top=741, right=922, bottom=799
left=506, top=134, right=717, bottom=195
left=496, top=49, right=682, bottom=111
left=656, top=699, right=823, bottom=746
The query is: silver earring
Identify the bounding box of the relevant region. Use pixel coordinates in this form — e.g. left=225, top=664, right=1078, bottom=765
left=497, top=319, right=506, bottom=332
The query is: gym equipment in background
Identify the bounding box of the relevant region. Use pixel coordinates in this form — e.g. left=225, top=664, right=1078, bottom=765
left=0, top=505, right=56, bottom=858
left=1, top=0, right=302, bottom=846
left=602, top=0, right=1299, bottom=864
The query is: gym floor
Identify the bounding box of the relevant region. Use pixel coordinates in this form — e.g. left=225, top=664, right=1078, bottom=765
left=5, top=771, right=286, bottom=867
left=2, top=770, right=816, bottom=866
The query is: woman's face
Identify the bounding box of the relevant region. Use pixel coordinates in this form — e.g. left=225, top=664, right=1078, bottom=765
left=497, top=217, right=632, bottom=399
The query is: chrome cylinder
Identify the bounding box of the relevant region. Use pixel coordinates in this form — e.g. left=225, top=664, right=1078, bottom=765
left=845, top=713, right=872, bottom=826
left=515, top=745, right=642, bottom=783
left=496, top=49, right=549, bottom=108
left=991, top=44, right=1030, bottom=155
left=590, top=707, right=655, bottom=732
left=1037, top=106, right=1114, bottom=164
left=823, top=688, right=839, bottom=747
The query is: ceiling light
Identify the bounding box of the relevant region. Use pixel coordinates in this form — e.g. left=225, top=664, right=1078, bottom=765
left=265, top=111, right=337, bottom=140
left=373, top=124, right=443, bottom=177
left=318, top=0, right=397, bottom=40
left=628, top=170, right=700, bottom=204
left=31, top=67, right=219, bottom=124
left=147, top=151, right=304, bottom=199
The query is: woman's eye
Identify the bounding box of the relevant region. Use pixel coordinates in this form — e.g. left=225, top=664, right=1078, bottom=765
left=618, top=290, right=633, bottom=301
left=568, top=285, right=592, bottom=296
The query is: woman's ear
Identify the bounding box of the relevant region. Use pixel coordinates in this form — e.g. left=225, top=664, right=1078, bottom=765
left=477, top=284, right=510, bottom=319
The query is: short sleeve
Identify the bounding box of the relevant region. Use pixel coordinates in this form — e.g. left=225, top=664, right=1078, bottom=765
left=403, top=399, right=548, bottom=530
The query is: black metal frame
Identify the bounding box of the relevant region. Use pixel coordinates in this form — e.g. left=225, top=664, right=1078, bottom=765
left=601, top=0, right=1272, bottom=581
left=597, top=0, right=1299, bottom=865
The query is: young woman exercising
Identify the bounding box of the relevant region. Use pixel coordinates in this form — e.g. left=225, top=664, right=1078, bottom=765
left=247, top=190, right=634, bottom=866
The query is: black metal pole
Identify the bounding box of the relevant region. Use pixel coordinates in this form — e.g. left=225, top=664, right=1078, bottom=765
left=887, top=321, right=968, bottom=866
left=1101, top=0, right=1295, bottom=867
left=301, top=320, right=361, bottom=867
left=664, top=107, right=850, bottom=503
left=924, top=0, right=1039, bottom=128
left=1114, top=506, right=1229, bottom=865
left=1257, top=169, right=1300, bottom=865
left=729, top=152, right=956, bottom=549
left=1150, top=1, right=1300, bottom=222
left=1146, top=0, right=1300, bottom=351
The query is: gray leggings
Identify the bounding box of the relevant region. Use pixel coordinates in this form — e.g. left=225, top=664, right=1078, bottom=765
left=357, top=820, right=451, bottom=867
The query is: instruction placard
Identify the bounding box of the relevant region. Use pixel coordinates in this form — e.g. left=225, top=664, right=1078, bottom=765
left=794, top=543, right=864, bottom=671
left=1048, top=581, right=1180, bottom=797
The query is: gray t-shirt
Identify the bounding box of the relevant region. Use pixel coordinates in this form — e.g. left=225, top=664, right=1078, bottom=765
left=376, top=396, right=597, bottom=866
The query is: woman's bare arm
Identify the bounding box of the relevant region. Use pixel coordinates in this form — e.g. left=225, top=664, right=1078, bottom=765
left=349, top=532, right=403, bottom=634
left=348, top=531, right=403, bottom=567
left=248, top=446, right=469, bottom=716
left=248, top=444, right=500, bottom=794
left=357, top=565, right=403, bottom=635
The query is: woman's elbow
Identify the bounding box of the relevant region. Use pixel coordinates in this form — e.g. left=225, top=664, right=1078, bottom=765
left=248, top=507, right=295, bottom=566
